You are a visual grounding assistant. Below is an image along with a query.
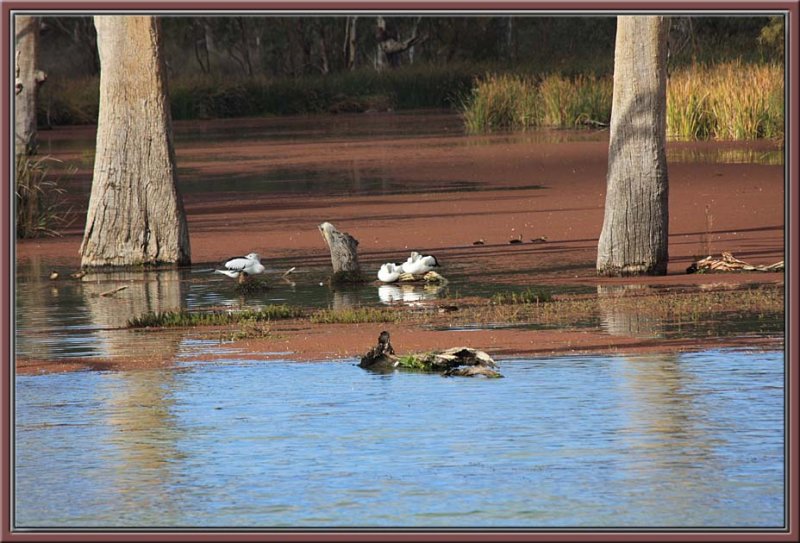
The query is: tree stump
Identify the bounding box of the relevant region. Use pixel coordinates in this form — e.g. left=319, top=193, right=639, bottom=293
left=318, top=222, right=363, bottom=283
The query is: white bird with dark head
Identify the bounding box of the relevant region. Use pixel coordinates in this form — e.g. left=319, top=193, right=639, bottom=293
left=214, top=252, right=266, bottom=279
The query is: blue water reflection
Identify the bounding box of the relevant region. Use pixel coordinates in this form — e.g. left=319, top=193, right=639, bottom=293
left=15, top=349, right=784, bottom=528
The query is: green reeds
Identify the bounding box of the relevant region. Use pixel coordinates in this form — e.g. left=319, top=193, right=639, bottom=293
left=490, top=287, right=553, bottom=305
left=309, top=307, right=403, bottom=324
left=127, top=305, right=303, bottom=328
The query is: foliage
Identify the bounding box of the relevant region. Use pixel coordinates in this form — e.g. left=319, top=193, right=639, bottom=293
left=667, top=62, right=783, bottom=140
left=490, top=287, right=553, bottom=305
left=309, top=307, right=402, bottom=324
left=15, top=155, right=74, bottom=238
left=464, top=62, right=783, bottom=140
left=127, top=305, right=303, bottom=327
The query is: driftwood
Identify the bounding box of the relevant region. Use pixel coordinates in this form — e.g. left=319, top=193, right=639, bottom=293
left=99, top=285, right=128, bottom=297
left=360, top=331, right=502, bottom=378
left=318, top=222, right=363, bottom=282
left=687, top=252, right=784, bottom=274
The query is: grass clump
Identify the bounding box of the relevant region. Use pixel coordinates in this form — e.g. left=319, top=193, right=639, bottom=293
left=464, top=62, right=783, bottom=140
left=490, top=287, right=553, bottom=305
left=15, top=155, right=74, bottom=238
left=462, top=73, right=542, bottom=132
left=667, top=61, right=783, bottom=140
left=309, top=307, right=404, bottom=324
left=128, top=305, right=303, bottom=328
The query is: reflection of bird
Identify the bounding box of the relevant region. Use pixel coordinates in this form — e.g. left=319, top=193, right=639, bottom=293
left=377, top=262, right=402, bottom=283
left=214, top=252, right=266, bottom=279
left=400, top=252, right=439, bottom=275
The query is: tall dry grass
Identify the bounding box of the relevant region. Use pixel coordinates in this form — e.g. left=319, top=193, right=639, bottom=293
left=667, top=62, right=783, bottom=140
left=464, top=62, right=784, bottom=140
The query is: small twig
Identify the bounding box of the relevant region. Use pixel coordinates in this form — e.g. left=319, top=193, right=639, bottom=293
left=282, top=266, right=296, bottom=277
left=99, top=285, right=128, bottom=297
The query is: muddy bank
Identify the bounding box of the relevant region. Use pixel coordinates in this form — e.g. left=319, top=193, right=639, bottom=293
left=16, top=320, right=783, bottom=375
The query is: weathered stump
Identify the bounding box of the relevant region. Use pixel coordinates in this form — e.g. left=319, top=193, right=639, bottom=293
left=318, top=222, right=364, bottom=283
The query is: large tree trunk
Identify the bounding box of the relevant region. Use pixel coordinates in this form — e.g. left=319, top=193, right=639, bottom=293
left=597, top=16, right=670, bottom=276
left=80, top=16, right=190, bottom=268
left=15, top=16, right=45, bottom=156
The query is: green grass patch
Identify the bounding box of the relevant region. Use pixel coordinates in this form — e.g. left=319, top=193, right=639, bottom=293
left=309, top=306, right=404, bottom=324
left=128, top=305, right=304, bottom=327
left=490, top=287, right=553, bottom=305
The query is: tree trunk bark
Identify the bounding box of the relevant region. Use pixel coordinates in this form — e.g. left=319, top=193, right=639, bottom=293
left=80, top=16, right=190, bottom=268
left=15, top=15, right=44, bottom=157
left=597, top=16, right=670, bottom=276
left=344, top=16, right=357, bottom=70
left=318, top=222, right=362, bottom=282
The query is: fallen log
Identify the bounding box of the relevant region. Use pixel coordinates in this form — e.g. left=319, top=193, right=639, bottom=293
left=687, top=251, right=784, bottom=274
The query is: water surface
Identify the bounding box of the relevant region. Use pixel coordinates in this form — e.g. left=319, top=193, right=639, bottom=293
left=15, top=349, right=784, bottom=528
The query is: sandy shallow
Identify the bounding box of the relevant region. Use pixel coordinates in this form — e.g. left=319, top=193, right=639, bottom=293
left=16, top=114, right=785, bottom=374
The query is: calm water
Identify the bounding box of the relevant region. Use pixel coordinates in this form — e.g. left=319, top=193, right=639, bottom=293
left=15, top=349, right=784, bottom=528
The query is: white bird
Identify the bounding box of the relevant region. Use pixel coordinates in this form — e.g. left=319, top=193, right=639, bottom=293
left=377, top=262, right=402, bottom=283
left=214, top=252, right=266, bottom=279
left=400, top=252, right=440, bottom=275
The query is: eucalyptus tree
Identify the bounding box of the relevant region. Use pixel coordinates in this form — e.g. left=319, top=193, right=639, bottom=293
left=80, top=15, right=190, bottom=268
left=597, top=16, right=670, bottom=276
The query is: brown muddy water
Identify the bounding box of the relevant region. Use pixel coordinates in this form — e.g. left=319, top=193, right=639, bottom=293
left=15, top=111, right=785, bottom=529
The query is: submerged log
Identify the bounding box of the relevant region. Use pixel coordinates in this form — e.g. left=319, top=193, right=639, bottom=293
left=318, top=221, right=363, bottom=283
left=359, top=331, right=502, bottom=377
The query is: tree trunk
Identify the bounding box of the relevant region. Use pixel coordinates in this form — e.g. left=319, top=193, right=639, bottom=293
left=318, top=222, right=362, bottom=282
left=597, top=16, right=670, bottom=276
left=15, top=15, right=45, bottom=157
left=344, top=16, right=357, bottom=70
left=80, top=16, right=190, bottom=268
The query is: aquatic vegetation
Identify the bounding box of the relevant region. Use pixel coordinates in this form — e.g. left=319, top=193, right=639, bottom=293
left=127, top=305, right=304, bottom=328
left=309, top=307, right=404, bottom=324
left=490, top=287, right=553, bottom=305
left=15, top=155, right=74, bottom=239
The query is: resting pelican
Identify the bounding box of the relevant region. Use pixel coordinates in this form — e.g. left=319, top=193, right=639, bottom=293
left=400, top=252, right=439, bottom=275
left=214, top=252, right=266, bottom=279
left=377, top=262, right=402, bottom=283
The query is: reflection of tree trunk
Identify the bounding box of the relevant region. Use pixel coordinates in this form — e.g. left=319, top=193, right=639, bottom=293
left=81, top=269, right=185, bottom=358
left=104, top=369, right=181, bottom=518
left=597, top=284, right=663, bottom=338
left=331, top=289, right=357, bottom=311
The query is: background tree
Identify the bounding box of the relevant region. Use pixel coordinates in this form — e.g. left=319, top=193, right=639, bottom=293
left=15, top=15, right=45, bottom=156
left=80, top=15, right=190, bottom=268
left=597, top=16, right=670, bottom=276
